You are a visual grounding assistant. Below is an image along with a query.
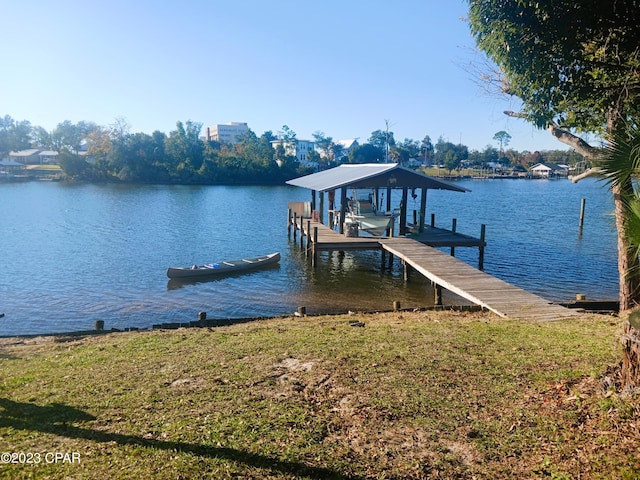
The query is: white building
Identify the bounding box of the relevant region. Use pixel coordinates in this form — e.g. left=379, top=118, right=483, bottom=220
left=333, top=139, right=359, bottom=162
left=530, top=162, right=569, bottom=178
left=205, top=122, right=249, bottom=144
left=271, top=139, right=317, bottom=167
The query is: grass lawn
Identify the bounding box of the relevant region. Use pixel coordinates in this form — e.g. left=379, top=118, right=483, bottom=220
left=0, top=310, right=638, bottom=479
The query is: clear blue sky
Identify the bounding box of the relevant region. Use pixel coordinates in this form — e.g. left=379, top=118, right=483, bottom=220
left=1, top=0, right=567, bottom=152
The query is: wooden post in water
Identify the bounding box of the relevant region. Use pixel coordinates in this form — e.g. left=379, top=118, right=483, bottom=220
left=305, top=220, right=311, bottom=253
left=339, top=188, right=347, bottom=234
left=431, top=213, right=435, bottom=227
left=293, top=212, right=298, bottom=240
left=312, top=227, right=318, bottom=267
left=579, top=198, right=586, bottom=230
left=403, top=259, right=410, bottom=281
left=450, top=218, right=457, bottom=256
left=419, top=188, right=427, bottom=232
left=287, top=208, right=292, bottom=237
left=478, top=224, right=486, bottom=271
left=400, top=188, right=408, bottom=235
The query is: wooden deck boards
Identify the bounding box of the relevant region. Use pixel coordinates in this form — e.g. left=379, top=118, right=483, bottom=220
left=380, top=237, right=580, bottom=321
left=408, top=226, right=486, bottom=247
left=292, top=218, right=580, bottom=321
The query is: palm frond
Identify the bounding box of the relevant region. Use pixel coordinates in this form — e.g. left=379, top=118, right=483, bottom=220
left=599, top=124, right=640, bottom=191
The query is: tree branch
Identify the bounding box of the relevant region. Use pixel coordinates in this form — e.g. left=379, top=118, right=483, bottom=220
left=547, top=124, right=599, bottom=159
left=569, top=167, right=604, bottom=183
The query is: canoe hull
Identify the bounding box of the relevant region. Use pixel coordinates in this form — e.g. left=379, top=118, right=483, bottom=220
left=167, top=252, right=280, bottom=279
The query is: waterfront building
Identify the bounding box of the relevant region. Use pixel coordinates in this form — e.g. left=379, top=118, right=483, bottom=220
left=271, top=138, right=317, bottom=168
left=205, top=122, right=249, bottom=144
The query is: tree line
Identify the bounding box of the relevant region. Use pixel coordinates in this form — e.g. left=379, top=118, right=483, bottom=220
left=2, top=114, right=580, bottom=184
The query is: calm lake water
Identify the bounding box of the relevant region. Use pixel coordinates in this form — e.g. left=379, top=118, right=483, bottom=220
left=0, top=178, right=618, bottom=336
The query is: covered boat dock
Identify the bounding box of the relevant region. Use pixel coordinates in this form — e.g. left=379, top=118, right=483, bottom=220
left=286, top=163, right=471, bottom=236
left=286, top=163, right=486, bottom=265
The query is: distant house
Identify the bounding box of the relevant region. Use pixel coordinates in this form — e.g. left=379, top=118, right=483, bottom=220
left=334, top=139, right=359, bottom=162
left=530, top=162, right=569, bottom=178
left=9, top=149, right=41, bottom=165
left=9, top=149, right=60, bottom=165
left=271, top=139, right=317, bottom=168
left=39, top=150, right=59, bottom=164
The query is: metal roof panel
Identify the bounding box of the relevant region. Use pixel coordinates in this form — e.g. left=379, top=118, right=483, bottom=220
left=286, top=163, right=468, bottom=193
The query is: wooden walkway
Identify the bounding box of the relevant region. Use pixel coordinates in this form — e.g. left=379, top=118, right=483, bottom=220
left=380, top=237, right=581, bottom=321
left=290, top=216, right=580, bottom=321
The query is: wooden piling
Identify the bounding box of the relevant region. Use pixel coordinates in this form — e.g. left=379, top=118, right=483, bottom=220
left=478, top=224, right=486, bottom=271
left=312, top=227, right=318, bottom=267
left=579, top=198, right=586, bottom=230
left=293, top=212, right=298, bottom=240
left=450, top=218, right=457, bottom=256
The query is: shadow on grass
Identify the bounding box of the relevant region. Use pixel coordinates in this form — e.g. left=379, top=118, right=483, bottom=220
left=0, top=398, right=361, bottom=480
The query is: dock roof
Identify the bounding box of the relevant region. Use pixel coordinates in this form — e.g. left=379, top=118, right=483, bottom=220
left=286, top=163, right=469, bottom=193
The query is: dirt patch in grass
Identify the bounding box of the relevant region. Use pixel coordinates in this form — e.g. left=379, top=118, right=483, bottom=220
left=0, top=310, right=638, bottom=479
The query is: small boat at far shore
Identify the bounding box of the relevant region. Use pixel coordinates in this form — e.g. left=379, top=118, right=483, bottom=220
left=167, top=252, right=280, bottom=279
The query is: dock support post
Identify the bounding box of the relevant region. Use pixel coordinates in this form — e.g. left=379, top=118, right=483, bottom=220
left=450, top=218, right=457, bottom=256
left=478, top=224, right=486, bottom=271
left=419, top=188, right=427, bottom=232
left=312, top=227, right=318, bottom=267
left=433, top=282, right=442, bottom=306
left=431, top=213, right=435, bottom=227
left=293, top=213, right=298, bottom=240
left=339, top=188, right=347, bottom=234
left=400, top=188, right=408, bottom=235
left=403, top=260, right=410, bottom=281
left=386, top=187, right=392, bottom=212
left=305, top=220, right=311, bottom=253
left=287, top=208, right=292, bottom=237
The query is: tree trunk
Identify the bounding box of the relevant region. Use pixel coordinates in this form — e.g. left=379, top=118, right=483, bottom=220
left=621, top=322, right=640, bottom=390
left=612, top=179, right=640, bottom=312
left=610, top=155, right=640, bottom=390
